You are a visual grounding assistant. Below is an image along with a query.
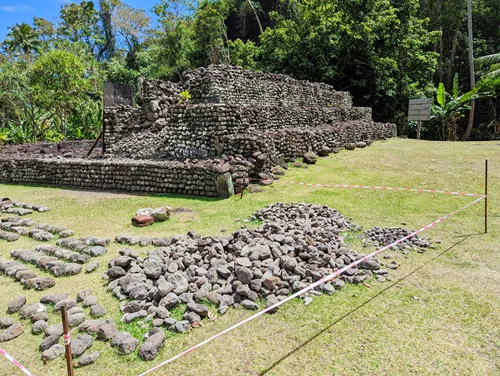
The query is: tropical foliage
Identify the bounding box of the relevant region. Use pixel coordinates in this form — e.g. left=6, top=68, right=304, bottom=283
left=1, top=0, right=500, bottom=143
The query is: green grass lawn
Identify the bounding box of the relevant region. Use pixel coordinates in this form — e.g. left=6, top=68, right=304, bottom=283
left=0, top=138, right=499, bottom=376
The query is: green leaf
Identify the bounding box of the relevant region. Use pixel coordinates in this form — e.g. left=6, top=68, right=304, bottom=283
left=437, top=82, right=445, bottom=107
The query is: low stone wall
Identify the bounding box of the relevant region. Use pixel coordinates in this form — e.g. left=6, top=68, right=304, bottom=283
left=0, top=158, right=231, bottom=197
left=223, top=120, right=396, bottom=173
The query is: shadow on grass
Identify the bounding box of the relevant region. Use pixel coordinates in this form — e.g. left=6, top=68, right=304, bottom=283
left=0, top=182, right=225, bottom=202
left=259, top=235, right=475, bottom=375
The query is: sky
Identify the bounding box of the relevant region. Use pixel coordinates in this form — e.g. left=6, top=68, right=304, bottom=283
left=0, top=0, right=160, bottom=41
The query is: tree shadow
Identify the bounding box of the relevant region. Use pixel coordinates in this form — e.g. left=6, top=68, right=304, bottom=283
left=0, top=182, right=225, bottom=202
left=259, top=235, right=473, bottom=375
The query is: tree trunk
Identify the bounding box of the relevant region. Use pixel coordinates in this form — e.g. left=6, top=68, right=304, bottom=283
left=247, top=0, right=264, bottom=35
left=439, top=27, right=444, bottom=83
left=446, top=27, right=459, bottom=90
left=462, top=0, right=476, bottom=141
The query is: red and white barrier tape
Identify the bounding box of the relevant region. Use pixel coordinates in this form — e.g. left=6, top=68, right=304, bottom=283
left=286, top=181, right=482, bottom=197
left=137, top=195, right=486, bottom=376
left=63, top=333, right=71, bottom=346
left=0, top=348, right=35, bottom=376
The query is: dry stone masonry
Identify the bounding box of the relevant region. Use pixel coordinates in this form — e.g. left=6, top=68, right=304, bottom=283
left=0, top=66, right=396, bottom=197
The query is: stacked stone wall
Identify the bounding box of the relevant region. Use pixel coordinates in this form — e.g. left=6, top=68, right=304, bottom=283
left=223, top=121, right=395, bottom=173
left=0, top=158, right=225, bottom=197
left=1, top=66, right=397, bottom=198
left=105, top=104, right=373, bottom=160
left=182, top=66, right=352, bottom=107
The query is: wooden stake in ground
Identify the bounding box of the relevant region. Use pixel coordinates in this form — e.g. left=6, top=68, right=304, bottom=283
left=87, top=130, right=103, bottom=157
left=485, top=159, right=488, bottom=233
left=61, top=306, right=74, bottom=376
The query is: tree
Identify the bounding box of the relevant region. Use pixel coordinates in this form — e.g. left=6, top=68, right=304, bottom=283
left=33, top=18, right=56, bottom=44
left=99, top=0, right=118, bottom=59
left=431, top=74, right=489, bottom=140
left=112, top=3, right=150, bottom=70
left=149, top=0, right=197, bottom=79
left=259, top=0, right=439, bottom=130
left=192, top=0, right=233, bottom=66
left=476, top=53, right=500, bottom=78
left=4, top=23, right=40, bottom=56
left=58, top=1, right=102, bottom=57
left=228, top=38, right=259, bottom=69
left=30, top=50, right=90, bottom=137
left=0, top=60, right=50, bottom=142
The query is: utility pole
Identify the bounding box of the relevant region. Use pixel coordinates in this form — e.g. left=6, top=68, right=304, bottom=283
left=463, top=0, right=476, bottom=140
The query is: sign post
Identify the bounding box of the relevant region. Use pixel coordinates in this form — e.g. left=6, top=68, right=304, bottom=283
left=408, top=99, right=432, bottom=139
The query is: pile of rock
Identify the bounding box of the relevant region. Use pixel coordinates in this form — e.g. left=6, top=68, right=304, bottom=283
left=0, top=140, right=100, bottom=160
left=115, top=234, right=161, bottom=247
left=0, top=157, right=224, bottom=197
left=363, top=227, right=432, bottom=253
left=106, top=203, right=385, bottom=337
left=11, top=249, right=83, bottom=277
left=2, top=207, right=33, bottom=216
left=132, top=207, right=171, bottom=227
left=0, top=258, right=55, bottom=290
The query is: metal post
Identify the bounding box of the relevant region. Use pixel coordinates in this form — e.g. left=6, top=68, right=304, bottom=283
left=485, top=159, right=488, bottom=233
left=416, top=120, right=421, bottom=140
left=61, top=306, right=74, bottom=376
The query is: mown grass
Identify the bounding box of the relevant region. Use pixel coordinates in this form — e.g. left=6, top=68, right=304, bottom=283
left=0, top=138, right=499, bottom=376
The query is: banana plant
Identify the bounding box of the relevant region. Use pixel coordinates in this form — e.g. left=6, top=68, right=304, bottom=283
left=476, top=52, right=500, bottom=78
left=431, top=74, right=490, bottom=140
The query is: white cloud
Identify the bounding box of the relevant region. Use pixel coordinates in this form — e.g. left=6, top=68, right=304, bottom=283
left=0, top=5, right=37, bottom=13
left=0, top=6, right=16, bottom=12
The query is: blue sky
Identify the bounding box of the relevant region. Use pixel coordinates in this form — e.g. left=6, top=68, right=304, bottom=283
left=0, top=0, right=160, bottom=41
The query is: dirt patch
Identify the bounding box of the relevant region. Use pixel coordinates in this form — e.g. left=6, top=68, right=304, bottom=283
left=171, top=207, right=194, bottom=213
left=0, top=140, right=102, bottom=160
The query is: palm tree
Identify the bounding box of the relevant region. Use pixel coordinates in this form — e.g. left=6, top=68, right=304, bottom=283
left=5, top=23, right=40, bottom=55
left=476, top=53, right=500, bottom=78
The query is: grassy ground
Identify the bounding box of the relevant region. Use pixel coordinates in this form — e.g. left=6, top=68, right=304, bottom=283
left=0, top=138, right=498, bottom=376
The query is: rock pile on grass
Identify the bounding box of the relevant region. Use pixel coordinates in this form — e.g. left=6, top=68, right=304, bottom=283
left=363, top=227, right=432, bottom=252
left=106, top=203, right=386, bottom=336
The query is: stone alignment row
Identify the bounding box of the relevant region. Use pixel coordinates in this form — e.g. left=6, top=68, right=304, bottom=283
left=11, top=249, right=82, bottom=277
left=0, top=258, right=55, bottom=290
